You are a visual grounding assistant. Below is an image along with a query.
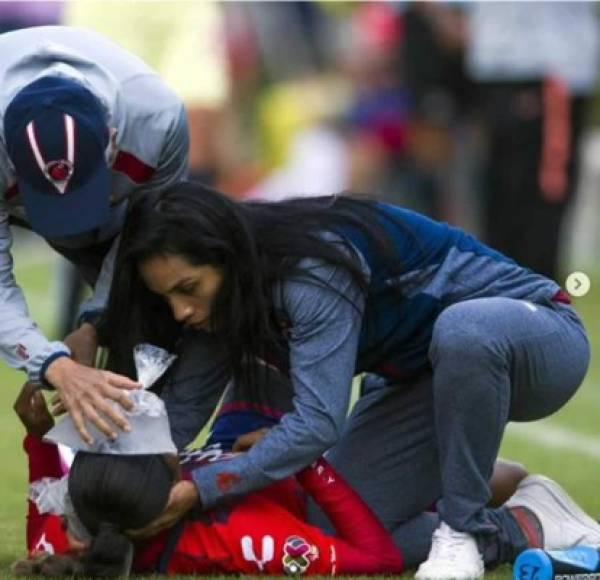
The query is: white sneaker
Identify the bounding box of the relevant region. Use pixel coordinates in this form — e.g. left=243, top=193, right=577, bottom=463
left=505, top=475, right=600, bottom=550
left=415, top=522, right=485, bottom=580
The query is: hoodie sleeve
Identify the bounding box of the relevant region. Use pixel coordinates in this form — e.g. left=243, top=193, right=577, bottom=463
left=190, top=257, right=366, bottom=508
left=0, top=204, right=70, bottom=384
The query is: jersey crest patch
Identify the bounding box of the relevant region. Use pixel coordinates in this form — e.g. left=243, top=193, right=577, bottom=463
left=282, top=535, right=319, bottom=575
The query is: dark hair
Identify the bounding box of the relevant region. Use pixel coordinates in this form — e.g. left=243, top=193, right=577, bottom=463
left=104, top=182, right=404, bottom=384
left=13, top=552, right=83, bottom=577
left=67, top=452, right=173, bottom=577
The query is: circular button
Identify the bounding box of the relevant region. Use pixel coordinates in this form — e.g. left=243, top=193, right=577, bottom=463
left=565, top=271, right=591, bottom=297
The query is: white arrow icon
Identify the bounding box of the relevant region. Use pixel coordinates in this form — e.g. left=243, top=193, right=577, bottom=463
left=566, top=272, right=591, bottom=298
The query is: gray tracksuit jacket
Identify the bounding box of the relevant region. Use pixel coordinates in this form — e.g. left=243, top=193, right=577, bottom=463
left=160, top=206, right=563, bottom=509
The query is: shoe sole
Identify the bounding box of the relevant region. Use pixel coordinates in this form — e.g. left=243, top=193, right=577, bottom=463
left=510, top=475, right=600, bottom=547
left=415, top=566, right=484, bottom=580
left=415, top=570, right=484, bottom=580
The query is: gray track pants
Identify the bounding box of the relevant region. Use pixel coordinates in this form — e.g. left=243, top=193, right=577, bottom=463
left=309, top=297, right=590, bottom=567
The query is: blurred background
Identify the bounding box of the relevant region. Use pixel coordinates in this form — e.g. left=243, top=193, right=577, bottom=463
left=0, top=1, right=599, bottom=571
left=4, top=0, right=600, bottom=327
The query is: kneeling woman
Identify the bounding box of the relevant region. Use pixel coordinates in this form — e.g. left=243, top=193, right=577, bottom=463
left=105, top=182, right=590, bottom=578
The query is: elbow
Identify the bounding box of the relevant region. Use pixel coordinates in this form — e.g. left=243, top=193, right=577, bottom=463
left=318, top=421, right=342, bottom=450
left=301, top=412, right=343, bottom=453
left=281, top=401, right=346, bottom=458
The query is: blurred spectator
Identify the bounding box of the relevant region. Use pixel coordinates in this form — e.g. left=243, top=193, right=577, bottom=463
left=342, top=3, right=412, bottom=199
left=341, top=3, right=475, bottom=222
left=247, top=124, right=349, bottom=201
left=399, top=2, right=476, bottom=223
left=0, top=2, right=62, bottom=33
left=466, top=1, right=600, bottom=281
left=221, top=2, right=353, bottom=197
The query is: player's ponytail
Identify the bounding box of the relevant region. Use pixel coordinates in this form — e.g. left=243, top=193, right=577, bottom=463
left=12, top=552, right=84, bottom=576
left=81, top=522, right=134, bottom=577
left=12, top=522, right=138, bottom=578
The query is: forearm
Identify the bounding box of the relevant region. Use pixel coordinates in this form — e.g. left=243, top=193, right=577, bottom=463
left=333, top=538, right=404, bottom=574
left=0, top=243, right=68, bottom=382
left=191, top=363, right=352, bottom=507
left=0, top=303, right=70, bottom=384
left=191, top=404, right=343, bottom=508
left=298, top=458, right=403, bottom=573
left=24, top=434, right=65, bottom=482
left=0, top=213, right=63, bottom=381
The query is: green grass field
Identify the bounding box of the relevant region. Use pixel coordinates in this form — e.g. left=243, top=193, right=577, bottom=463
left=0, top=241, right=598, bottom=578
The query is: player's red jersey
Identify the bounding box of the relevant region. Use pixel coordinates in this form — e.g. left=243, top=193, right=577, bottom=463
left=25, top=437, right=403, bottom=575
left=24, top=435, right=70, bottom=557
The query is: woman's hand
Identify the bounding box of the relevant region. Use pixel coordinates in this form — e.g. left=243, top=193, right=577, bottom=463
left=13, top=382, right=54, bottom=438
left=44, top=357, right=140, bottom=444
left=127, top=481, right=199, bottom=539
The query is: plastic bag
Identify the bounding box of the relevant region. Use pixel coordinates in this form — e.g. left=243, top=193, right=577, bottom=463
left=43, top=344, right=178, bottom=454
left=134, top=343, right=178, bottom=390
left=29, top=475, right=69, bottom=515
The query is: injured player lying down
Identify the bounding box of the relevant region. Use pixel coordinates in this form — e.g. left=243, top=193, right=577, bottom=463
left=13, top=383, right=600, bottom=577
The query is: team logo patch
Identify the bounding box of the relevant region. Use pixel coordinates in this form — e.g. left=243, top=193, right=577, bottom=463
left=16, top=343, right=29, bottom=360
left=26, top=115, right=75, bottom=194
left=282, top=535, right=319, bottom=575
left=44, top=160, right=73, bottom=183
left=216, top=471, right=241, bottom=492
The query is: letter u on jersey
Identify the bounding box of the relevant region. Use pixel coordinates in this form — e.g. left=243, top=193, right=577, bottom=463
left=241, top=535, right=275, bottom=571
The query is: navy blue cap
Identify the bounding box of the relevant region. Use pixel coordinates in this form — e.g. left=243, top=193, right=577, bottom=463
left=4, top=76, right=110, bottom=238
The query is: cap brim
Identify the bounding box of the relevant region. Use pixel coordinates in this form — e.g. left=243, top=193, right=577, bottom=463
left=20, top=162, right=110, bottom=239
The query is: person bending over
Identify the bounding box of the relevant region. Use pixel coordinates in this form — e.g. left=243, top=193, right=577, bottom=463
left=104, top=181, right=592, bottom=577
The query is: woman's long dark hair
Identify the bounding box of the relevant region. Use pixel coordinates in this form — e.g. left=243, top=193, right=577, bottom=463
left=104, top=182, right=404, bottom=384
left=68, top=452, right=173, bottom=577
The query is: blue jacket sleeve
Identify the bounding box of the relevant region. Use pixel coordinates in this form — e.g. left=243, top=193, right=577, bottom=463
left=191, top=257, right=366, bottom=508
